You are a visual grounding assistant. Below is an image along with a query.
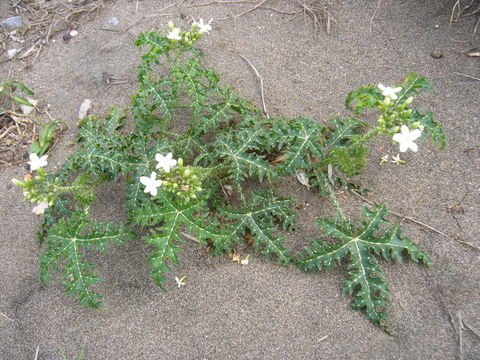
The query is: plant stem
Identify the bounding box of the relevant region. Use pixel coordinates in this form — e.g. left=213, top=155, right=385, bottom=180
left=314, top=167, right=350, bottom=225
left=358, top=127, right=379, bottom=145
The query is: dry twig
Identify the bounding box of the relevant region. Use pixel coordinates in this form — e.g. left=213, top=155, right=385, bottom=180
left=233, top=0, right=268, bottom=18
left=369, top=0, right=382, bottom=33
left=454, top=71, right=480, bottom=81
left=180, top=231, right=201, bottom=243
left=350, top=189, right=448, bottom=236
left=458, top=312, right=465, bottom=360
left=463, top=320, right=480, bottom=338
left=238, top=54, right=269, bottom=118
left=0, top=311, right=14, bottom=322
left=187, top=0, right=257, bottom=7
left=350, top=189, right=480, bottom=251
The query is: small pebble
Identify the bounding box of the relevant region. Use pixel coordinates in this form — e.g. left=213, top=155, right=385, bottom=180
left=78, top=99, right=92, bottom=120
left=109, top=17, right=119, bottom=26
left=431, top=50, right=443, bottom=59
left=70, top=30, right=78, bottom=37
left=0, top=16, right=23, bottom=30
left=7, top=48, right=20, bottom=58
left=434, top=24, right=439, bottom=29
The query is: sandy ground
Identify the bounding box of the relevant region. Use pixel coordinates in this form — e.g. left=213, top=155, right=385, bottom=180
left=1, top=0, right=479, bottom=359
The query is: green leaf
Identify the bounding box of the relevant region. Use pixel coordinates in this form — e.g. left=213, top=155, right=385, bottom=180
left=129, top=188, right=229, bottom=287
left=11, top=95, right=34, bottom=107
left=171, top=57, right=219, bottom=113
left=326, top=143, right=368, bottom=176
left=29, top=119, right=59, bottom=155
left=395, top=72, right=432, bottom=105
left=412, top=110, right=446, bottom=149
left=297, top=204, right=431, bottom=327
left=271, top=116, right=326, bottom=175
left=325, top=116, right=364, bottom=147
left=221, top=191, right=296, bottom=263
left=68, top=108, right=135, bottom=178
left=9, top=78, right=35, bottom=95
left=40, top=213, right=135, bottom=307
left=345, top=86, right=381, bottom=114
left=133, top=76, right=176, bottom=133
left=213, top=126, right=276, bottom=190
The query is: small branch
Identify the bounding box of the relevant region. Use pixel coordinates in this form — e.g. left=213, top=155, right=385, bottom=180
left=350, top=189, right=449, bottom=236
left=187, top=0, right=257, bottom=7
left=124, top=0, right=184, bottom=33
left=0, top=312, right=14, bottom=322
left=318, top=335, right=329, bottom=342
left=180, top=231, right=201, bottom=243
left=454, top=71, right=480, bottom=81
left=369, top=0, right=383, bottom=33
left=463, top=320, right=480, bottom=338
left=239, top=55, right=269, bottom=118
left=458, top=312, right=464, bottom=360
left=350, top=189, right=480, bottom=251
left=233, top=0, right=268, bottom=18
left=34, top=346, right=39, bottom=360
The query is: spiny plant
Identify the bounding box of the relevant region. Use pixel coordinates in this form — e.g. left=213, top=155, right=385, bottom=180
left=13, top=19, right=445, bottom=328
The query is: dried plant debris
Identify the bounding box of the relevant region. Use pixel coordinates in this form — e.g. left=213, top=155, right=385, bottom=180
left=449, top=0, right=480, bottom=23
left=1, top=0, right=110, bottom=62
left=0, top=109, right=37, bottom=167
left=0, top=78, right=64, bottom=167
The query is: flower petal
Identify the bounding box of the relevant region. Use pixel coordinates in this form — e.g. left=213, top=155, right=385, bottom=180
left=392, top=133, right=403, bottom=143
left=400, top=125, right=410, bottom=135
left=410, top=129, right=421, bottom=141
left=399, top=142, right=409, bottom=152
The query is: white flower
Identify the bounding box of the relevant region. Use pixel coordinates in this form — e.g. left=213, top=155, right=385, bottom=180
left=193, top=18, right=213, bottom=34
left=392, top=125, right=422, bottom=152
left=175, top=276, right=186, bottom=288
left=155, top=152, right=177, bottom=172
left=391, top=154, right=405, bottom=165
left=380, top=154, right=389, bottom=165
left=32, top=201, right=49, bottom=215
left=140, top=172, right=162, bottom=196
left=167, top=27, right=182, bottom=40
left=378, top=83, right=402, bottom=100
left=240, top=255, right=250, bottom=266
left=27, top=153, right=48, bottom=171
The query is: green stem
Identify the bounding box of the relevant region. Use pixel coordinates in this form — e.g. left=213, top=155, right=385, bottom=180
left=314, top=167, right=350, bottom=225
left=358, top=127, right=379, bottom=146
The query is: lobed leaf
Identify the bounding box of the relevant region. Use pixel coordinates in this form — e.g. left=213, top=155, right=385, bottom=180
left=297, top=204, right=431, bottom=327
left=221, top=191, right=296, bottom=263
left=40, top=213, right=134, bottom=307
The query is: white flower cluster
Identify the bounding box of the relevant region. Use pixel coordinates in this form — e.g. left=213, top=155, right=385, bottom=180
left=167, top=18, right=213, bottom=43
left=139, top=152, right=177, bottom=196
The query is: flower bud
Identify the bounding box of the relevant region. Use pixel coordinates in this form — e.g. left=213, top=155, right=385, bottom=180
left=177, top=158, right=183, bottom=167
left=168, top=21, right=174, bottom=30
left=404, top=96, right=413, bottom=105
left=12, top=178, right=24, bottom=186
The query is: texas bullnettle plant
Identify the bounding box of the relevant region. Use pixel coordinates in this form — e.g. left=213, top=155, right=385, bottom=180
left=13, top=19, right=445, bottom=328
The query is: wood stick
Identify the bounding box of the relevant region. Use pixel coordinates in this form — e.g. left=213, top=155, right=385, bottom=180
left=239, top=55, right=269, bottom=118
left=454, top=71, right=480, bottom=81
left=233, top=0, right=268, bottom=18
left=350, top=189, right=448, bottom=236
